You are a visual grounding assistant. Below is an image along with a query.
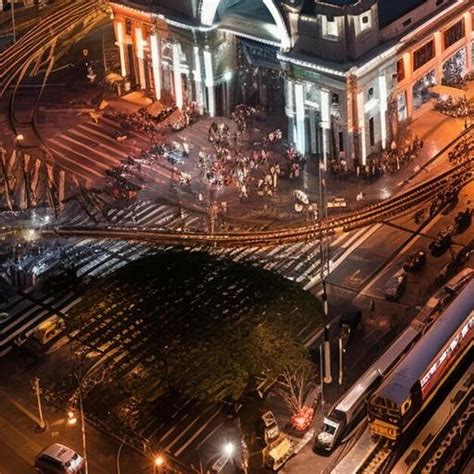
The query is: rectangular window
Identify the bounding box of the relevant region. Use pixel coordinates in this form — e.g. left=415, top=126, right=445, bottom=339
left=413, top=40, right=435, bottom=71
left=396, top=59, right=405, bottom=82
left=444, top=20, right=465, bottom=50
left=359, top=13, right=372, bottom=33
left=369, top=117, right=375, bottom=146
left=322, top=15, right=339, bottom=39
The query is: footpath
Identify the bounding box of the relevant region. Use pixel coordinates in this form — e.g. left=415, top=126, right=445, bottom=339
left=106, top=83, right=474, bottom=227
left=0, top=386, right=147, bottom=474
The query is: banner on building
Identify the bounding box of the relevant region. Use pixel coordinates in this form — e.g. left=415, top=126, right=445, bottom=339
left=241, top=39, right=280, bottom=70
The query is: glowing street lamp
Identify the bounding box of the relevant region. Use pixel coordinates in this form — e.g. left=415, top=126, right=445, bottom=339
left=153, top=454, right=165, bottom=473
left=223, top=442, right=234, bottom=458
left=67, top=409, right=78, bottom=426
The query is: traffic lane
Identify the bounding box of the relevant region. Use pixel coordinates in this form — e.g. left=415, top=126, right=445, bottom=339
left=0, top=436, right=35, bottom=474
left=358, top=188, right=473, bottom=306
left=327, top=223, right=411, bottom=291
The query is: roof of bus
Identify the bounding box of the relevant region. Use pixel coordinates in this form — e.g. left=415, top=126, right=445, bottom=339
left=336, top=325, right=419, bottom=414
left=373, top=279, right=474, bottom=406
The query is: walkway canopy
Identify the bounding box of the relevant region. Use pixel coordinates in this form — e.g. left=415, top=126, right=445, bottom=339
left=430, top=84, right=467, bottom=99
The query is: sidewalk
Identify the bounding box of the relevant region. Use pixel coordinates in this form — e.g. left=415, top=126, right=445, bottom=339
left=109, top=81, right=474, bottom=228
left=0, top=386, right=148, bottom=474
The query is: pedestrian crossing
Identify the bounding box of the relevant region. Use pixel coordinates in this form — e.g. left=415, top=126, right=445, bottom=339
left=59, top=195, right=354, bottom=285
left=0, top=215, right=356, bottom=470
left=45, top=116, right=152, bottom=184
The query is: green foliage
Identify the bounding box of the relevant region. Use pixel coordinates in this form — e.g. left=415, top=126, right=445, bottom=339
left=68, top=252, right=323, bottom=403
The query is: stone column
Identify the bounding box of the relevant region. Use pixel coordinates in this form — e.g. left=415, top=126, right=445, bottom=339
left=294, top=82, right=306, bottom=155
left=309, top=110, right=317, bottom=154
left=114, top=20, right=127, bottom=78
left=150, top=30, right=162, bottom=101
left=464, top=12, right=473, bottom=72
left=378, top=73, right=388, bottom=149
left=203, top=49, right=216, bottom=117
left=193, top=46, right=205, bottom=110
left=172, top=41, right=183, bottom=108
left=434, top=31, right=444, bottom=84
left=403, top=52, right=414, bottom=118
left=135, top=25, right=146, bottom=90
left=357, top=90, right=367, bottom=166
left=320, top=88, right=331, bottom=166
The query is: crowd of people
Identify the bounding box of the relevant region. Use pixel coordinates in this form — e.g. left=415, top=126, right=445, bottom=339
left=195, top=104, right=291, bottom=201
left=327, top=136, right=424, bottom=181
left=106, top=106, right=177, bottom=135
left=231, top=104, right=260, bottom=137
left=363, top=136, right=424, bottom=180
left=435, top=96, right=473, bottom=118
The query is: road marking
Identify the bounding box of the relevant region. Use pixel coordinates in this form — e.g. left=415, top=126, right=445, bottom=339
left=195, top=419, right=225, bottom=450
left=173, top=408, right=222, bottom=456
left=165, top=407, right=218, bottom=452
left=304, top=224, right=382, bottom=290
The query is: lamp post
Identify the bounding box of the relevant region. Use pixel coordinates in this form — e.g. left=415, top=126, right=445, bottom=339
left=33, top=377, right=46, bottom=432
left=10, top=0, right=16, bottom=43
left=211, top=442, right=235, bottom=472
left=318, top=160, right=332, bottom=385
left=78, top=385, right=88, bottom=474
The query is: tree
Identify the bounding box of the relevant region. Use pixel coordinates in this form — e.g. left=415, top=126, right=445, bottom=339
left=274, top=367, right=314, bottom=415
left=274, top=365, right=320, bottom=431
left=165, top=315, right=315, bottom=402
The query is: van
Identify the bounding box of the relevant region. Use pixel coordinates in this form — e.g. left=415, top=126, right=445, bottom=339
left=35, top=443, right=84, bottom=473
left=34, top=316, right=66, bottom=345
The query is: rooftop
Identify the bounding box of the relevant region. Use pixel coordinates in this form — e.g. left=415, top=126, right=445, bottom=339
left=378, top=0, right=427, bottom=27
left=376, top=279, right=474, bottom=405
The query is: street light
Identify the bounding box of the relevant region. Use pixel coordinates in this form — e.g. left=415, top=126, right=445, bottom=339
left=67, top=409, right=78, bottom=426
left=153, top=454, right=165, bottom=473
left=211, top=442, right=235, bottom=472
left=223, top=442, right=234, bottom=458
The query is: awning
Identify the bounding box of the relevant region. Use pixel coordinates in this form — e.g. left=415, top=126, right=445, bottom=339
left=105, top=73, right=123, bottom=84
left=429, top=85, right=466, bottom=99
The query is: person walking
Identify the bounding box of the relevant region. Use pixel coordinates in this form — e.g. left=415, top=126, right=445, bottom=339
left=370, top=298, right=376, bottom=315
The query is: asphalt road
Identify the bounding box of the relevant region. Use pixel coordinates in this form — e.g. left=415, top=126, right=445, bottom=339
left=0, top=435, right=35, bottom=474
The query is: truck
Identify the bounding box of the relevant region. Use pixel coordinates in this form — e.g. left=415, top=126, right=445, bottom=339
left=263, top=435, right=295, bottom=471
left=314, top=325, right=420, bottom=453
left=258, top=411, right=295, bottom=471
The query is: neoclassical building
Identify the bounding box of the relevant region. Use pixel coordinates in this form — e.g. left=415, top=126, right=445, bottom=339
left=109, top=0, right=473, bottom=167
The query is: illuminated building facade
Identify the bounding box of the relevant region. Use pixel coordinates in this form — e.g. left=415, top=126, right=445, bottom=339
left=109, top=0, right=473, bottom=166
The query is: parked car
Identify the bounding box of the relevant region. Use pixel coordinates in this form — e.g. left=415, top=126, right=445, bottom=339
left=258, top=411, right=280, bottom=445
left=34, top=316, right=66, bottom=345
left=35, top=443, right=84, bottom=473
left=222, top=398, right=243, bottom=419
left=454, top=208, right=472, bottom=234
left=429, top=228, right=453, bottom=256
left=403, top=250, right=426, bottom=272
left=338, top=310, right=362, bottom=346
left=436, top=247, right=472, bottom=286
left=384, top=269, right=407, bottom=301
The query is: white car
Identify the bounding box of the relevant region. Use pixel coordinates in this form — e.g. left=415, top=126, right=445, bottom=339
left=35, top=443, right=84, bottom=474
